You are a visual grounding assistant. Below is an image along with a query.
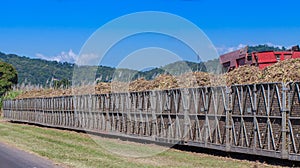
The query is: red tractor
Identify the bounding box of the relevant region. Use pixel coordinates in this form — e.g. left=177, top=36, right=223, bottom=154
left=220, top=45, right=300, bottom=72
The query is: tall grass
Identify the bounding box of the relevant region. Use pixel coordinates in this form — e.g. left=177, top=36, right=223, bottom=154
left=0, top=89, right=22, bottom=116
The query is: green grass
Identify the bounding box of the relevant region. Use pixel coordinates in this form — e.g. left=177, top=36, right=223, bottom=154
left=3, top=90, right=22, bottom=100
left=0, top=90, right=22, bottom=111
left=0, top=120, right=272, bottom=168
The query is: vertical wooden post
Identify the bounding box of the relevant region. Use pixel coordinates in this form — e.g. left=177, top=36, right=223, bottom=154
left=225, top=86, right=232, bottom=151
left=253, top=85, right=258, bottom=152
left=74, top=96, right=78, bottom=127
left=204, top=87, right=209, bottom=147
left=281, top=83, right=289, bottom=159
left=183, top=88, right=190, bottom=143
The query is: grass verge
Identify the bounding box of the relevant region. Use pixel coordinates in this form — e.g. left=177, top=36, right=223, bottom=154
left=0, top=120, right=274, bottom=168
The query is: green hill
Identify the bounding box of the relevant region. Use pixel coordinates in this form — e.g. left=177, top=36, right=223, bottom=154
left=0, top=52, right=123, bottom=86
left=248, top=44, right=285, bottom=53
left=0, top=52, right=75, bottom=85
left=1, top=44, right=285, bottom=86
left=0, top=52, right=220, bottom=86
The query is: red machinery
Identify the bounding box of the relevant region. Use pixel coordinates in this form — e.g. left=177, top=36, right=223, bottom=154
left=220, top=45, right=300, bottom=71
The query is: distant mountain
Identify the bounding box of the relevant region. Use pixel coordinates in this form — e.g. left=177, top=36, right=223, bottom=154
left=203, top=58, right=221, bottom=74
left=134, top=61, right=208, bottom=80
left=0, top=53, right=114, bottom=85
left=248, top=44, right=285, bottom=53
left=0, top=52, right=221, bottom=86
left=0, top=44, right=289, bottom=86
left=0, top=52, right=74, bottom=85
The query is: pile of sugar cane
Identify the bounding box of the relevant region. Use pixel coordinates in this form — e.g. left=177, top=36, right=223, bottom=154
left=15, top=58, right=300, bottom=99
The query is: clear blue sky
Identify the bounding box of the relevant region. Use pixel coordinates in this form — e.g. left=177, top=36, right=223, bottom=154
left=0, top=0, right=300, bottom=64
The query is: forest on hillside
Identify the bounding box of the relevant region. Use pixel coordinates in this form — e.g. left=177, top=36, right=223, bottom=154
left=0, top=44, right=288, bottom=87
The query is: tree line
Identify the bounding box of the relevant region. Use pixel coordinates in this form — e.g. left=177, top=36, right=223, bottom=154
left=0, top=44, right=288, bottom=89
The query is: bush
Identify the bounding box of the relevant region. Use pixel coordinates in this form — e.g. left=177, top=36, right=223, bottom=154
left=0, top=62, right=18, bottom=97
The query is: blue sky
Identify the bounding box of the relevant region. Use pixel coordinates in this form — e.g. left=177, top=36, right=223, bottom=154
left=0, top=0, right=300, bottom=65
